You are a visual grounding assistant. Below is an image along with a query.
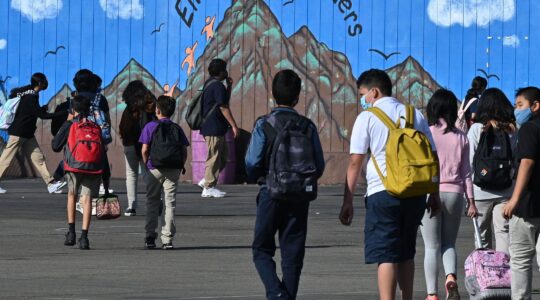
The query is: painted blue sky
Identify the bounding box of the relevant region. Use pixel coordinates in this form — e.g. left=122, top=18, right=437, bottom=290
left=0, top=0, right=538, bottom=104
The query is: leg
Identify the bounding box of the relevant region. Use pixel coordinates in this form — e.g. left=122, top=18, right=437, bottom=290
left=23, top=137, right=54, bottom=184
left=218, top=135, right=229, bottom=174
left=160, top=169, right=180, bottom=245
left=509, top=216, right=536, bottom=300
left=474, top=200, right=495, bottom=249
left=0, top=136, right=23, bottom=180
left=65, top=172, right=79, bottom=224
left=492, top=199, right=510, bottom=254
left=145, top=169, right=163, bottom=240
left=124, top=146, right=139, bottom=210
left=53, top=160, right=65, bottom=182
left=440, top=193, right=464, bottom=277
left=204, top=136, right=223, bottom=188
left=278, top=201, right=310, bottom=299
left=378, top=263, right=399, bottom=300
left=419, top=207, right=442, bottom=296
left=252, top=188, right=285, bottom=299
left=397, top=260, right=415, bottom=300
left=101, top=151, right=111, bottom=194
left=78, top=174, right=100, bottom=231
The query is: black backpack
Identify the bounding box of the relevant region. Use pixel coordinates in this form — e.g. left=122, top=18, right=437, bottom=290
left=262, top=113, right=319, bottom=202
left=185, top=79, right=219, bottom=130
left=149, top=121, right=188, bottom=170
left=473, top=126, right=513, bottom=190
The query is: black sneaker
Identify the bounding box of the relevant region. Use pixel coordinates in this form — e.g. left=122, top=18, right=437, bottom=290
left=64, top=231, right=76, bottom=246
left=145, top=237, right=156, bottom=249
left=79, top=236, right=90, bottom=250
left=124, top=208, right=136, bottom=216
left=162, top=242, right=174, bottom=250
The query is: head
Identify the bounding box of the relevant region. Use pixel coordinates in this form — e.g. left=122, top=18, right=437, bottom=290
left=208, top=58, right=228, bottom=80
left=73, top=69, right=97, bottom=93
left=92, top=74, right=103, bottom=92
left=272, top=69, right=302, bottom=107
left=476, top=88, right=515, bottom=130
left=466, top=76, right=488, bottom=100
left=30, top=73, right=48, bottom=91
left=426, top=89, right=459, bottom=133
left=356, top=69, right=392, bottom=109
left=514, top=87, right=540, bottom=126
left=70, top=95, right=91, bottom=117
left=143, top=90, right=157, bottom=113
left=155, top=95, right=176, bottom=118
left=122, top=80, right=148, bottom=110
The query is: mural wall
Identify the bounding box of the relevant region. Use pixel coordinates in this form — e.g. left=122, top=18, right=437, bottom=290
left=0, top=0, right=537, bottom=183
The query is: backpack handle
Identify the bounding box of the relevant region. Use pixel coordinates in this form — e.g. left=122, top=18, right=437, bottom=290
left=405, top=105, right=415, bottom=129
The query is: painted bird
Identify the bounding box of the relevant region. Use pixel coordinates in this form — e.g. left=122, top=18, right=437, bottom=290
left=369, top=49, right=400, bottom=60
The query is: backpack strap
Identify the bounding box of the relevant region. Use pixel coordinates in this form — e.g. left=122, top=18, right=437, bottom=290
left=405, top=105, right=415, bottom=129
left=463, top=97, right=478, bottom=113
left=366, top=107, right=399, bottom=130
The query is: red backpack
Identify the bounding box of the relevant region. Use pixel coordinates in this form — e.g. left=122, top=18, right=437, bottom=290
left=64, top=119, right=104, bottom=174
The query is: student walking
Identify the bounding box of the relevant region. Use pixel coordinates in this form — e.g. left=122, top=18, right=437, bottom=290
left=247, top=70, right=325, bottom=299
left=119, top=80, right=157, bottom=216
left=502, top=87, right=540, bottom=299
left=52, top=95, right=104, bottom=250
left=421, top=89, right=478, bottom=300
left=139, top=96, right=189, bottom=249
left=340, top=69, right=440, bottom=300
left=467, top=88, right=515, bottom=254
left=0, top=73, right=66, bottom=194
left=199, top=58, right=239, bottom=198
left=461, top=76, right=488, bottom=128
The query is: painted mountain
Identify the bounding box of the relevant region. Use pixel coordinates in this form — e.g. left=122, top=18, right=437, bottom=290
left=386, top=56, right=442, bottom=110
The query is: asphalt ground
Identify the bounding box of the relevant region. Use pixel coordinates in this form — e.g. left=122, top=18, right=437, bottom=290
left=1, top=179, right=539, bottom=299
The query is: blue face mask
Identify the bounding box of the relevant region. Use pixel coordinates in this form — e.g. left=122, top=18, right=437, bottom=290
left=515, top=108, right=533, bottom=126
left=360, top=96, right=371, bottom=110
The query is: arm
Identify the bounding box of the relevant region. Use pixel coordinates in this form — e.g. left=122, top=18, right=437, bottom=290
left=220, top=106, right=239, bottom=138
left=311, top=124, right=325, bottom=178
left=503, top=159, right=535, bottom=219
left=245, top=119, right=266, bottom=182
left=141, top=144, right=150, bottom=165
left=340, top=154, right=365, bottom=225
left=51, top=121, right=72, bottom=152
left=461, top=138, right=478, bottom=217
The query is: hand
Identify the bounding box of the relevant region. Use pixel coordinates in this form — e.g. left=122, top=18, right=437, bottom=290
left=427, top=193, right=441, bottom=218
left=231, top=126, right=240, bottom=139
left=502, top=199, right=518, bottom=220
left=467, top=202, right=479, bottom=218
left=226, top=77, right=233, bottom=87
left=339, top=201, right=354, bottom=225
left=67, top=113, right=74, bottom=121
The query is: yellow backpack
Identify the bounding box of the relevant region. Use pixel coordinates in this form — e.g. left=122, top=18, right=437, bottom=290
left=367, top=105, right=439, bottom=199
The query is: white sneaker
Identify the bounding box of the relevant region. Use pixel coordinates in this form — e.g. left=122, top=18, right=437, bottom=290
left=99, top=184, right=113, bottom=195
left=197, top=179, right=206, bottom=189
left=54, top=189, right=64, bottom=194
left=202, top=187, right=226, bottom=198
left=76, top=202, right=83, bottom=214
left=48, top=180, right=67, bottom=194
left=91, top=199, right=96, bottom=216
left=0, top=186, right=6, bottom=194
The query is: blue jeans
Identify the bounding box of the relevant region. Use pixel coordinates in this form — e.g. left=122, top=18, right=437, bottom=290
left=252, top=187, right=310, bottom=300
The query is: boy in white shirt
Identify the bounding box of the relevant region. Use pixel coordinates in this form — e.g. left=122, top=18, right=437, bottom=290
left=340, top=69, right=440, bottom=300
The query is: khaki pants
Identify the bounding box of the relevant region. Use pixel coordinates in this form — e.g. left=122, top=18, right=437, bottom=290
left=124, top=145, right=148, bottom=210
left=509, top=216, right=540, bottom=300
left=0, top=135, right=53, bottom=184
left=476, top=198, right=510, bottom=254
left=204, top=135, right=228, bottom=188
left=145, top=168, right=180, bottom=244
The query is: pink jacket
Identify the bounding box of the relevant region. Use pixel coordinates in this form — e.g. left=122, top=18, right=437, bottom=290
left=430, top=119, right=474, bottom=199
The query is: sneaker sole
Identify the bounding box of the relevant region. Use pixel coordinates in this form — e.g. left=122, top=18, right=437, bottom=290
left=201, top=194, right=226, bottom=198
left=124, top=213, right=136, bottom=216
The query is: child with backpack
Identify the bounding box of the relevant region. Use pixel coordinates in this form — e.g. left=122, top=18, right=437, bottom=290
left=467, top=88, right=516, bottom=254
left=139, top=96, right=189, bottom=250
left=0, top=73, right=67, bottom=194
left=246, top=70, right=325, bottom=299
left=502, top=87, right=540, bottom=299
left=52, top=95, right=104, bottom=250
left=422, top=89, right=479, bottom=300
left=340, top=69, right=440, bottom=300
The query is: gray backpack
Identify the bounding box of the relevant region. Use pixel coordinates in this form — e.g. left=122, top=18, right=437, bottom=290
left=185, top=79, right=219, bottom=130
left=262, top=113, right=319, bottom=201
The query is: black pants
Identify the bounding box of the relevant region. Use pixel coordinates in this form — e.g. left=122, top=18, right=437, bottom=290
left=252, top=187, right=310, bottom=300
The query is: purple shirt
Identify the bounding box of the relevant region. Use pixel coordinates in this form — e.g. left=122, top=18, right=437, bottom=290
left=139, top=118, right=189, bottom=169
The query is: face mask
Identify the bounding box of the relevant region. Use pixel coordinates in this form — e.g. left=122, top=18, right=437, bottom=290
left=515, top=108, right=533, bottom=126
left=360, top=96, right=371, bottom=110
